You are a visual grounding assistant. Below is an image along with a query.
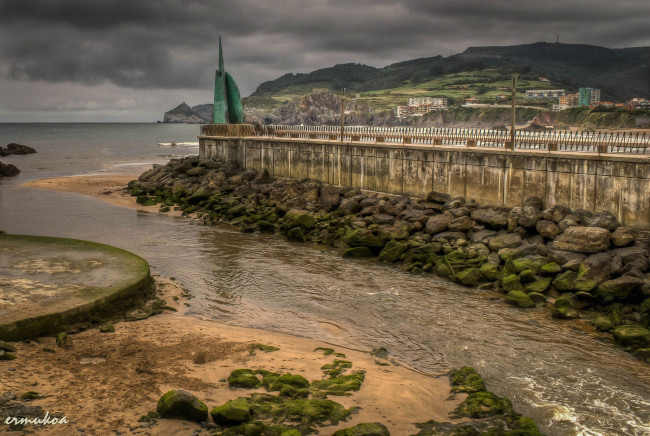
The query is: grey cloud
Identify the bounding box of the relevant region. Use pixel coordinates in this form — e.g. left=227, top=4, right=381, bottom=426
left=1, top=0, right=649, bottom=100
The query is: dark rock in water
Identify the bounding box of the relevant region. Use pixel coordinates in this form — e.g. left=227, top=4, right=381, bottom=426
left=552, top=294, right=580, bottom=319
left=456, top=268, right=484, bottom=286
left=0, top=143, right=37, bottom=156
left=156, top=390, right=208, bottom=423
left=379, top=239, right=406, bottom=263
left=611, top=227, right=636, bottom=247
left=0, top=161, right=20, bottom=177
left=552, top=227, right=611, bottom=253
left=287, top=227, right=307, bottom=242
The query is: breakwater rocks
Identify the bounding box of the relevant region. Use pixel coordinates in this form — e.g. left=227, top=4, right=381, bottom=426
left=131, top=156, right=650, bottom=362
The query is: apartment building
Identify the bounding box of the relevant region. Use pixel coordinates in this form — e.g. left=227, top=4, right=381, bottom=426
left=578, top=88, right=601, bottom=106
left=525, top=89, right=566, bottom=99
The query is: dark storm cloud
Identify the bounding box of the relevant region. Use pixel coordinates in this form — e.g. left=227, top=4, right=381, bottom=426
left=1, top=0, right=649, bottom=96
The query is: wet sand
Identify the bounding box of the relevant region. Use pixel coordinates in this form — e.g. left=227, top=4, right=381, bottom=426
left=5, top=174, right=467, bottom=435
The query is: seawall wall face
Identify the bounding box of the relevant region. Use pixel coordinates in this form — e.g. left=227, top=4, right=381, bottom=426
left=200, top=137, right=650, bottom=230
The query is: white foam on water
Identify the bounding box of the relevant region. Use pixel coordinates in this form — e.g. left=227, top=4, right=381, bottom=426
left=158, top=141, right=199, bottom=147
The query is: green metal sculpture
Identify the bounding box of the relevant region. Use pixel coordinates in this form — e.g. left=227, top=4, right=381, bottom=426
left=213, top=36, right=243, bottom=124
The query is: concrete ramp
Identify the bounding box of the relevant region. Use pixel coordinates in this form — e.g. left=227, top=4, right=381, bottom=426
left=0, top=234, right=151, bottom=341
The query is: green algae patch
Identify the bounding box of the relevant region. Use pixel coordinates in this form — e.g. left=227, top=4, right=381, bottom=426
left=311, top=372, right=365, bottom=396
left=321, top=359, right=353, bottom=377
left=314, top=347, right=346, bottom=358
left=0, top=234, right=152, bottom=342
left=450, top=366, right=486, bottom=394
left=156, top=389, right=208, bottom=423
left=249, top=343, right=280, bottom=355
left=211, top=398, right=251, bottom=425
left=453, top=391, right=514, bottom=419
left=333, top=422, right=390, bottom=436
left=228, top=369, right=262, bottom=389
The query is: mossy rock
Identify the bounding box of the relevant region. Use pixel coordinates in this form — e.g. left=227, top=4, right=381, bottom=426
left=506, top=290, right=535, bottom=308
left=321, top=360, right=353, bottom=377
left=249, top=343, right=279, bottom=355
left=506, top=255, right=546, bottom=274
left=228, top=369, right=262, bottom=389
left=282, top=398, right=351, bottom=426
left=641, top=298, right=650, bottom=314
left=527, top=292, right=546, bottom=305
left=283, top=211, right=317, bottom=230
left=591, top=315, right=614, bottom=332
left=450, top=366, right=486, bottom=394
left=210, top=398, right=251, bottom=425
left=311, top=372, right=365, bottom=395
left=456, top=268, right=484, bottom=286
left=453, top=391, right=514, bottom=419
left=378, top=239, right=406, bottom=263
left=502, top=274, right=524, bottom=293
left=332, top=422, right=390, bottom=436
left=99, top=324, right=115, bottom=333
left=552, top=295, right=579, bottom=319
left=0, top=340, right=17, bottom=352
left=156, top=389, right=208, bottom=423
left=519, top=269, right=537, bottom=283
left=479, top=262, right=500, bottom=281
left=56, top=332, right=68, bottom=347
left=343, top=246, right=373, bottom=258
left=342, top=229, right=384, bottom=249
left=540, top=262, right=563, bottom=275
left=552, top=270, right=578, bottom=291
left=524, top=277, right=552, bottom=294
left=612, top=324, right=650, bottom=348
left=276, top=374, right=310, bottom=389
left=286, top=227, right=307, bottom=243
left=257, top=221, right=276, bottom=232
left=572, top=278, right=598, bottom=293
left=279, top=385, right=310, bottom=399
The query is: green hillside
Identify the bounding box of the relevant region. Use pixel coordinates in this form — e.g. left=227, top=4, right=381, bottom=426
left=249, top=42, right=650, bottom=113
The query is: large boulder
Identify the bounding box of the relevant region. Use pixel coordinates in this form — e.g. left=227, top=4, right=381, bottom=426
left=595, top=276, right=645, bottom=303
left=610, top=227, right=635, bottom=248
left=320, top=185, right=341, bottom=211
left=613, top=324, right=650, bottom=348
left=448, top=216, right=473, bottom=232
left=338, top=197, right=360, bottom=214
left=536, top=220, right=559, bottom=239
left=210, top=398, right=251, bottom=425
left=426, top=191, right=451, bottom=203
left=518, top=206, right=543, bottom=229
left=552, top=227, right=610, bottom=253
left=157, top=390, right=208, bottom=423
left=378, top=239, right=407, bottom=263
left=343, top=229, right=384, bottom=249
left=577, top=209, right=620, bottom=231
left=425, top=213, right=452, bottom=234
left=488, top=233, right=523, bottom=251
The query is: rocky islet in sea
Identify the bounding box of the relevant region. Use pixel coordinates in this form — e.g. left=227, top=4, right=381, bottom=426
left=130, top=156, right=650, bottom=363
left=0, top=143, right=37, bottom=179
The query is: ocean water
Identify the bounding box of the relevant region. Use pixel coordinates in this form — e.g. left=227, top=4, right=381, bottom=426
left=0, top=123, right=649, bottom=435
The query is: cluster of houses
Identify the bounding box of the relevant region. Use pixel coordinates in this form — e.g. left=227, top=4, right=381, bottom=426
left=395, top=97, right=448, bottom=118
left=524, top=87, right=650, bottom=111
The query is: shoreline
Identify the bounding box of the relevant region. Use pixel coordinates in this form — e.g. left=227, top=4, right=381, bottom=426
left=12, top=172, right=471, bottom=434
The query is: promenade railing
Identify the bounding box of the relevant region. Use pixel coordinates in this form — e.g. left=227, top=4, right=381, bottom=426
left=201, top=124, right=650, bottom=155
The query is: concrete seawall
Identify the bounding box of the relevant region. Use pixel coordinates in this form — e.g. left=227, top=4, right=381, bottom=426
left=200, top=136, right=650, bottom=230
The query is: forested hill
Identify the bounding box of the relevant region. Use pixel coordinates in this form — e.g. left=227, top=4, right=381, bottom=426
left=251, top=42, right=650, bottom=102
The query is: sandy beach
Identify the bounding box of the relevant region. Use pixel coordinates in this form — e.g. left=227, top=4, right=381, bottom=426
left=5, top=173, right=468, bottom=435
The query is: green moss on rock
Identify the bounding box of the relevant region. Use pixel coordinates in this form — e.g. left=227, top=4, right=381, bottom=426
left=210, top=398, right=251, bottom=425
left=502, top=274, right=524, bottom=293
left=456, top=268, right=484, bottom=286
left=156, top=389, right=208, bottom=423
left=453, top=391, right=514, bottom=419
left=450, top=366, right=486, bottom=394
left=553, top=271, right=578, bottom=291
left=343, top=246, right=373, bottom=258
left=613, top=324, right=650, bottom=348
left=312, top=372, right=365, bottom=395
left=378, top=239, right=406, bottom=263
left=524, top=277, right=552, bottom=294
left=506, top=290, right=535, bottom=308
left=332, top=422, right=390, bottom=436
left=540, top=262, right=563, bottom=275
left=228, top=369, right=262, bottom=389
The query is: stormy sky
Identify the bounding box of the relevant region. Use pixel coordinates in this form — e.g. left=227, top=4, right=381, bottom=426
left=1, top=0, right=649, bottom=122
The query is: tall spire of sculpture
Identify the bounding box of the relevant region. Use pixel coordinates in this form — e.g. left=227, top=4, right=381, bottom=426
left=218, top=35, right=224, bottom=72
left=212, top=36, right=243, bottom=124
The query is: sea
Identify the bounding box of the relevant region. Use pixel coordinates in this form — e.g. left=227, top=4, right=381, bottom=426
left=0, top=123, right=649, bottom=436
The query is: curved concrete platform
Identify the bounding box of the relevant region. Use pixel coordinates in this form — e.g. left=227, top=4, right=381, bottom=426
left=0, top=234, right=151, bottom=341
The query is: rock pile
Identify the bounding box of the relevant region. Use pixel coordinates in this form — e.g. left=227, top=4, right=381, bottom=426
left=131, top=156, right=650, bottom=362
